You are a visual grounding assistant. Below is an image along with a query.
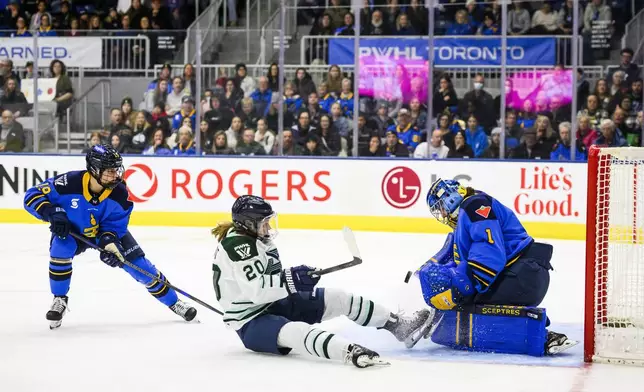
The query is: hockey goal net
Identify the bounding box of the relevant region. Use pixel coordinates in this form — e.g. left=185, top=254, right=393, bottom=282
left=585, top=146, right=644, bottom=365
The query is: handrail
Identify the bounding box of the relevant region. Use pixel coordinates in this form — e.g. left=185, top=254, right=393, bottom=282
left=64, top=79, right=111, bottom=154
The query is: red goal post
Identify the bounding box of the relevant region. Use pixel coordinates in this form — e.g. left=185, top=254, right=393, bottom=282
left=585, top=146, right=644, bottom=366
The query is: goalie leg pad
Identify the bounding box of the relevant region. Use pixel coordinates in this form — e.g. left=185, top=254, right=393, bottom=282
left=431, top=304, right=548, bottom=357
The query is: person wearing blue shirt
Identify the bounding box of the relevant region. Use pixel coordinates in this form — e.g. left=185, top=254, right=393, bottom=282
left=595, top=119, right=628, bottom=147
left=172, top=126, right=197, bottom=156
left=250, top=77, right=273, bottom=117
left=23, top=145, right=197, bottom=329
left=386, top=109, right=421, bottom=151
left=172, top=96, right=197, bottom=131
left=318, top=83, right=337, bottom=114
left=446, top=9, right=474, bottom=35
left=36, top=15, right=57, bottom=36
left=464, top=115, right=488, bottom=157
left=550, top=122, right=587, bottom=161
left=413, top=179, right=578, bottom=355
left=477, top=12, right=500, bottom=35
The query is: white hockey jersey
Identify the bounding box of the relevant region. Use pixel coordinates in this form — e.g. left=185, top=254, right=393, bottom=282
left=212, top=228, right=287, bottom=330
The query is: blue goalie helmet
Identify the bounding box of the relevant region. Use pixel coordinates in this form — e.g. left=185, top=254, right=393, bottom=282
left=426, top=178, right=466, bottom=229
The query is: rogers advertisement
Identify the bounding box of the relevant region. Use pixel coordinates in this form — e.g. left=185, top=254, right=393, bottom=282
left=0, top=155, right=587, bottom=226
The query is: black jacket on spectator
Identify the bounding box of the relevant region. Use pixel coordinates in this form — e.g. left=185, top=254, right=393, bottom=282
left=204, top=107, right=233, bottom=132
left=1, top=121, right=25, bottom=152
left=150, top=5, right=173, bottom=29
left=360, top=145, right=385, bottom=157
left=236, top=141, right=266, bottom=156
left=440, top=130, right=456, bottom=151
left=306, top=105, right=327, bottom=128
left=461, top=89, right=496, bottom=131
left=315, top=127, right=341, bottom=156
left=292, top=124, right=316, bottom=145
left=607, top=64, right=641, bottom=88
left=364, top=21, right=391, bottom=36
left=379, top=142, right=409, bottom=158
left=406, top=6, right=428, bottom=34
left=370, top=115, right=395, bottom=137
left=103, top=123, right=132, bottom=144
left=221, top=88, right=243, bottom=112
left=129, top=124, right=152, bottom=153
left=239, top=111, right=260, bottom=130
left=267, top=110, right=293, bottom=134
left=293, top=70, right=317, bottom=101
left=0, top=90, right=28, bottom=115
left=509, top=143, right=551, bottom=160
left=433, top=88, right=459, bottom=116
left=448, top=143, right=475, bottom=159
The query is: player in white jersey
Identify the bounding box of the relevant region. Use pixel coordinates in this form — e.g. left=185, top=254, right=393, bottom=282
left=211, top=195, right=433, bottom=368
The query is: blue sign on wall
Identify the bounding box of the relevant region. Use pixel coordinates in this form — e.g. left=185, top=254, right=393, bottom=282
left=328, top=37, right=557, bottom=67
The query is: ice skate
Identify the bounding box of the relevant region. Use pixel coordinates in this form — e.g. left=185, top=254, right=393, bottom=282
left=170, top=299, right=198, bottom=322
left=382, top=309, right=432, bottom=347
left=405, top=308, right=444, bottom=348
left=46, top=296, right=68, bottom=330
left=345, top=344, right=390, bottom=368
left=545, top=331, right=578, bottom=354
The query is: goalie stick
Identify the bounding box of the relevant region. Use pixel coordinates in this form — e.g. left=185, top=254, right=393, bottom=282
left=308, top=227, right=363, bottom=277
left=70, top=232, right=224, bottom=316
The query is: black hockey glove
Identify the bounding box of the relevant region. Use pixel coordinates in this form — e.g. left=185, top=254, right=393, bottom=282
left=282, top=265, right=320, bottom=294
left=41, top=206, right=71, bottom=239
left=98, top=233, right=126, bottom=268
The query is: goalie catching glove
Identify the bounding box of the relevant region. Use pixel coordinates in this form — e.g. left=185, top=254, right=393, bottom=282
left=98, top=233, right=126, bottom=268
left=282, top=265, right=320, bottom=294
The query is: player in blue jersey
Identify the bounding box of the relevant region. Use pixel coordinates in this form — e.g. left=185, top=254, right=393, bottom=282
left=410, top=178, right=577, bottom=355
left=23, top=145, right=197, bottom=329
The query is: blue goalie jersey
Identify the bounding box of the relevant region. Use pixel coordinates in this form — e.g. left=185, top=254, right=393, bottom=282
left=23, top=170, right=132, bottom=240
left=453, top=192, right=533, bottom=293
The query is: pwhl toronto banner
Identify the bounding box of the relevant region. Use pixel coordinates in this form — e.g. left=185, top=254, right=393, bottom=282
left=329, top=36, right=557, bottom=67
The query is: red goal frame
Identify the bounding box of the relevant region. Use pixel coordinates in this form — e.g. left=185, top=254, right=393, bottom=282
left=585, top=146, right=639, bottom=363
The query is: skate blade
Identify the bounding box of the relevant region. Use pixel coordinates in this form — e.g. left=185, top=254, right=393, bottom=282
left=405, top=312, right=443, bottom=349
left=356, top=356, right=391, bottom=368
left=49, top=320, right=63, bottom=330
left=547, top=339, right=579, bottom=355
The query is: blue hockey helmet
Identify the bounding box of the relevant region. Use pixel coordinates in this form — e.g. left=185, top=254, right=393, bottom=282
left=426, top=178, right=466, bottom=229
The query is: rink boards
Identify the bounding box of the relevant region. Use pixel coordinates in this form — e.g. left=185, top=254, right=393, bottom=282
left=0, top=155, right=588, bottom=240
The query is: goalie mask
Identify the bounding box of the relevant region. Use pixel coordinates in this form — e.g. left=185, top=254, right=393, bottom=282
left=426, top=178, right=466, bottom=229
left=232, top=195, right=279, bottom=242
left=85, top=144, right=124, bottom=190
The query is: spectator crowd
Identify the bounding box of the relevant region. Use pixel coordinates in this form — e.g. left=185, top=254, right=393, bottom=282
left=1, top=0, right=643, bottom=160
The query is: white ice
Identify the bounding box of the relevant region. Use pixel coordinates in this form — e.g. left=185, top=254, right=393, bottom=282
left=1, top=224, right=643, bottom=392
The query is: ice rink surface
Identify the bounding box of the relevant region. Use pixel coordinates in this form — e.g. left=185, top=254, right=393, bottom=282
left=1, top=224, right=643, bottom=392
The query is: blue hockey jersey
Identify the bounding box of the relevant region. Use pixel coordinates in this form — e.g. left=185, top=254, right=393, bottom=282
left=23, top=170, right=132, bottom=240
left=452, top=192, right=533, bottom=294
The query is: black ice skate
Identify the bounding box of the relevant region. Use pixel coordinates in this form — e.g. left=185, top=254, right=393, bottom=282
left=545, top=331, right=579, bottom=355
left=46, top=296, right=69, bottom=330
left=381, top=309, right=433, bottom=348
left=404, top=308, right=444, bottom=348
left=345, top=344, right=390, bottom=368
left=170, top=299, right=198, bottom=322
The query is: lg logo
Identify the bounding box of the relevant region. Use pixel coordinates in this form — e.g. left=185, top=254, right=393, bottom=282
left=381, top=167, right=421, bottom=209
left=123, top=164, right=158, bottom=203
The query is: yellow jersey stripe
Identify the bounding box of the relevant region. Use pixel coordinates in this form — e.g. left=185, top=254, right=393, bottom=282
left=26, top=193, right=45, bottom=207
left=467, top=261, right=497, bottom=277
left=472, top=274, right=489, bottom=287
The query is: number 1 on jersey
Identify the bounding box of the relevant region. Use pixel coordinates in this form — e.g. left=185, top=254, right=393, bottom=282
left=485, top=228, right=495, bottom=244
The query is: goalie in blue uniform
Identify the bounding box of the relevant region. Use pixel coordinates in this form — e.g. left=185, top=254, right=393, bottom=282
left=411, top=178, right=577, bottom=356
left=23, top=145, right=197, bottom=329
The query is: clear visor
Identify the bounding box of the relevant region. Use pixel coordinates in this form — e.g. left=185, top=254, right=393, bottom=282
left=258, top=212, right=278, bottom=241
left=101, top=166, right=125, bottom=188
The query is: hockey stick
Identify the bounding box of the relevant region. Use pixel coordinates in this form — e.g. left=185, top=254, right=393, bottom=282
left=69, top=232, right=224, bottom=316
left=309, top=227, right=363, bottom=277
